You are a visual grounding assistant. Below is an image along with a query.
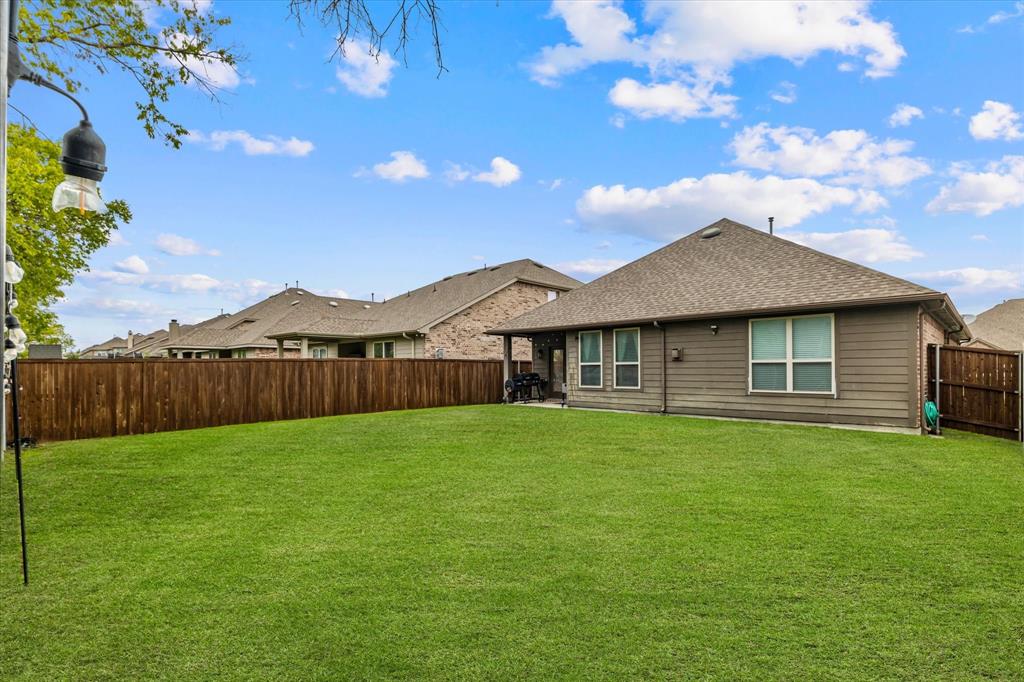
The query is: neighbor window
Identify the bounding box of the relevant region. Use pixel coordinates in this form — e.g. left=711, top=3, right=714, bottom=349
left=547, top=290, right=558, bottom=302
left=373, top=341, right=395, bottom=358
left=749, top=314, right=834, bottom=394
left=578, top=330, right=602, bottom=387
left=234, top=349, right=247, bottom=359
left=311, top=347, right=327, bottom=359
left=613, top=328, right=640, bottom=388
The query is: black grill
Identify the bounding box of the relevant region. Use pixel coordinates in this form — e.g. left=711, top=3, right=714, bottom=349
left=504, top=372, right=544, bottom=403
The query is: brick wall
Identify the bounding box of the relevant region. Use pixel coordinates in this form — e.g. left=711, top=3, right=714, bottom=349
left=251, top=346, right=300, bottom=358
left=918, top=308, right=946, bottom=428
left=423, top=281, right=554, bottom=360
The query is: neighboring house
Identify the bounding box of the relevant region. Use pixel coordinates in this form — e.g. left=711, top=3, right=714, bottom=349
left=80, top=332, right=147, bottom=358
left=266, top=259, right=581, bottom=360
left=126, top=313, right=230, bottom=357
left=490, top=219, right=970, bottom=432
left=166, top=288, right=374, bottom=358
left=965, top=298, right=1023, bottom=351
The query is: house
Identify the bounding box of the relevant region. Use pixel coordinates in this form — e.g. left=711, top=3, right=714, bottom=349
left=125, top=313, right=230, bottom=357
left=80, top=332, right=147, bottom=358
left=165, top=288, right=374, bottom=358
left=265, top=259, right=581, bottom=360
left=964, top=298, right=1023, bottom=351
left=489, top=219, right=970, bottom=432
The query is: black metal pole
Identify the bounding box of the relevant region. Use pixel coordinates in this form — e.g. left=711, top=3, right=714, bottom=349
left=12, top=357, right=27, bottom=585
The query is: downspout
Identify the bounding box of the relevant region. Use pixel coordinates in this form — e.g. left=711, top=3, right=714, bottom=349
left=402, top=332, right=415, bottom=357
left=653, top=321, right=667, bottom=414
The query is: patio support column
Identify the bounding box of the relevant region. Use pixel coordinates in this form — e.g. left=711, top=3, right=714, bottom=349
left=503, top=335, right=513, bottom=392
left=300, top=337, right=309, bottom=358
left=276, top=339, right=284, bottom=358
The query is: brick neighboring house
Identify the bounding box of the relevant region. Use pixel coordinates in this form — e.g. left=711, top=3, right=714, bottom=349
left=165, top=289, right=376, bottom=358
left=266, top=259, right=581, bottom=360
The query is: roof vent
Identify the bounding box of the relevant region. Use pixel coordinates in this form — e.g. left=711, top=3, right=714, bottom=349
left=362, top=304, right=371, bottom=309
left=701, top=226, right=722, bottom=239
left=443, top=276, right=453, bottom=281
left=329, top=301, right=338, bottom=307
left=533, top=262, right=544, bottom=268
left=489, top=266, right=501, bottom=271
left=296, top=290, right=304, bottom=295
left=290, top=300, right=300, bottom=306
left=466, top=271, right=475, bottom=276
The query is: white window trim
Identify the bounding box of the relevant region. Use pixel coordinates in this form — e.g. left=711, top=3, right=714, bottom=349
left=612, top=327, right=641, bottom=390
left=578, top=330, right=603, bottom=388
left=373, top=340, right=396, bottom=359
left=748, top=313, right=836, bottom=396
left=311, top=346, right=327, bottom=359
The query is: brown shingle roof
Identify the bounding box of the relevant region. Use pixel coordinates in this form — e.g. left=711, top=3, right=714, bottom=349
left=490, top=218, right=951, bottom=334
left=171, top=289, right=373, bottom=349
left=267, top=259, right=581, bottom=339
left=967, top=298, right=1023, bottom=351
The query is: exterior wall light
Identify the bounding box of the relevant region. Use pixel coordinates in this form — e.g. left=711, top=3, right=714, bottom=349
left=710, top=324, right=719, bottom=335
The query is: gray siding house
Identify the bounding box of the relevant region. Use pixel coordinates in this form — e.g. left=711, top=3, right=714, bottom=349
left=490, top=219, right=969, bottom=431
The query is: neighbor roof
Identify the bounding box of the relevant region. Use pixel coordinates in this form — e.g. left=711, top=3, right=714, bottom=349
left=170, top=289, right=374, bottom=350
left=129, top=313, right=230, bottom=355
left=967, top=298, right=1023, bottom=351
left=266, top=259, right=581, bottom=339
left=81, top=334, right=140, bottom=355
left=490, top=218, right=966, bottom=336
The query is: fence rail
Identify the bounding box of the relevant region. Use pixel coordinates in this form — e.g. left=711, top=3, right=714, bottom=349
left=927, top=344, right=1022, bottom=441
left=7, top=358, right=527, bottom=443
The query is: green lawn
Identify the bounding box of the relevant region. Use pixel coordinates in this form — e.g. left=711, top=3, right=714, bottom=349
left=0, top=406, right=1021, bottom=680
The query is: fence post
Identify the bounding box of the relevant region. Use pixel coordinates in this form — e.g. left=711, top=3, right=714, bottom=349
left=933, top=344, right=941, bottom=435
left=1019, top=351, right=1023, bottom=443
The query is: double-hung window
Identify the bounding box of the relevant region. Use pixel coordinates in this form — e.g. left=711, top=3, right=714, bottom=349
left=749, top=314, right=834, bottom=394
left=311, top=347, right=327, bottom=359
left=578, top=331, right=602, bottom=387
left=613, top=328, right=640, bottom=388
left=373, top=341, right=395, bottom=358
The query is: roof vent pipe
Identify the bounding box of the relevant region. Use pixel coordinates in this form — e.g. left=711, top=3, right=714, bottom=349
left=768, top=216, right=774, bottom=235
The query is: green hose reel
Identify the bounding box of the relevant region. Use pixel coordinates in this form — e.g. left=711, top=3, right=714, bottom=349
left=923, top=401, right=939, bottom=430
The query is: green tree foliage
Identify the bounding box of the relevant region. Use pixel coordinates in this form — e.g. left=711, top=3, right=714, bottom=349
left=18, top=0, right=237, bottom=147
left=6, top=124, right=131, bottom=345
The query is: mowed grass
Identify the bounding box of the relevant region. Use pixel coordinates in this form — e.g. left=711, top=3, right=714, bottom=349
left=0, top=405, right=1021, bottom=680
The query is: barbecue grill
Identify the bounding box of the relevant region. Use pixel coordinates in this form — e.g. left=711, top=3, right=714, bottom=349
left=504, top=372, right=544, bottom=403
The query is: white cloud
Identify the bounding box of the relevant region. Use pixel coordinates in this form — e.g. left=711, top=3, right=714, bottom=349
left=785, top=228, right=922, bottom=263
left=547, top=178, right=563, bottom=191
left=957, top=2, right=1024, bottom=33
left=555, top=258, right=629, bottom=276
left=368, top=151, right=430, bottom=182
left=970, top=234, right=990, bottom=241
left=85, top=270, right=223, bottom=294
left=609, top=76, right=737, bottom=121
left=470, top=255, right=486, bottom=262
left=164, top=32, right=249, bottom=90
left=909, top=267, right=1023, bottom=294
left=968, top=101, right=1023, bottom=141
left=595, top=240, right=612, bottom=250
left=443, top=162, right=470, bottom=183
left=155, top=233, right=220, bottom=257
left=187, top=130, right=315, bottom=157
left=888, top=103, right=923, bottom=127
left=531, top=1, right=905, bottom=83
left=926, top=155, right=1024, bottom=216
left=576, top=171, right=885, bottom=241
left=335, top=39, right=397, bottom=97
left=57, top=296, right=175, bottom=319
left=473, top=157, right=522, bottom=187
left=114, top=255, right=150, bottom=275
left=770, top=81, right=797, bottom=105
left=729, top=123, right=931, bottom=187
left=107, top=232, right=129, bottom=247
left=609, top=113, right=626, bottom=129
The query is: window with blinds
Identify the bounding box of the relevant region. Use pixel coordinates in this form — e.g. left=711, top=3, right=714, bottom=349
left=749, top=314, right=834, bottom=394
left=613, top=328, right=640, bottom=388
left=579, top=331, right=602, bottom=387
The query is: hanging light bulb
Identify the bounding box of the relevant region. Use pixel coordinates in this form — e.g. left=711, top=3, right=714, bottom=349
left=51, top=120, right=107, bottom=214
left=8, top=297, right=17, bottom=310
left=3, top=339, right=17, bottom=363
left=6, top=314, right=27, bottom=346
left=5, top=245, right=24, bottom=284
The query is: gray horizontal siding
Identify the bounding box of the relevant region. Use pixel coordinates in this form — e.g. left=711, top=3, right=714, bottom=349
left=560, top=304, right=917, bottom=428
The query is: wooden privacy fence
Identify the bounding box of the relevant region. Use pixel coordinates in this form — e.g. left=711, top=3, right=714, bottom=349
left=6, top=358, right=522, bottom=443
left=927, top=344, right=1022, bottom=441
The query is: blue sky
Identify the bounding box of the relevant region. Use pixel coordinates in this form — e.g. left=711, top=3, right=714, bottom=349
left=13, top=0, right=1024, bottom=347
